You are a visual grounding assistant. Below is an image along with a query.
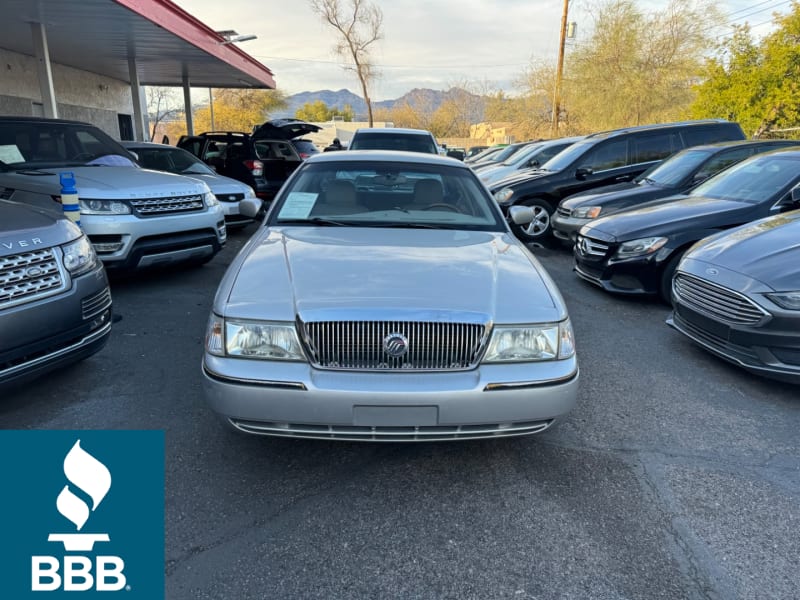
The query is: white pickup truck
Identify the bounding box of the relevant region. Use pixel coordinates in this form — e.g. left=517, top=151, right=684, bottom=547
left=0, top=117, right=259, bottom=270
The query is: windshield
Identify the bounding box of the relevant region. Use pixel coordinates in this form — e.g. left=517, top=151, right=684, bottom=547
left=501, top=143, right=543, bottom=166
left=489, top=143, right=527, bottom=163
left=639, top=148, right=712, bottom=186
left=689, top=154, right=800, bottom=203
left=269, top=160, right=506, bottom=231
left=134, top=147, right=215, bottom=175
left=349, top=132, right=438, bottom=154
left=0, top=121, right=136, bottom=170
left=538, top=139, right=596, bottom=171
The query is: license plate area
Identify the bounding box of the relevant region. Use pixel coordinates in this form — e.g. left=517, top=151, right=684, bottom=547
left=353, top=405, right=438, bottom=427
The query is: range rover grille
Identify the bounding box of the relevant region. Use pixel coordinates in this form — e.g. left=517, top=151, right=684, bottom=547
left=0, top=248, right=66, bottom=309
left=302, top=320, right=489, bottom=371
left=129, top=194, right=204, bottom=216
left=673, top=273, right=769, bottom=325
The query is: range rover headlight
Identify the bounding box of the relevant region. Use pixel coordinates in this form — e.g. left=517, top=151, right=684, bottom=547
left=765, top=291, right=800, bottom=310
left=205, top=315, right=305, bottom=360
left=483, top=319, right=575, bottom=362
left=61, top=235, right=98, bottom=276
left=493, top=187, right=515, bottom=204
left=572, top=206, right=602, bottom=219
left=204, top=191, right=220, bottom=208
left=615, top=236, right=668, bottom=258
left=79, top=199, right=131, bottom=214
left=244, top=186, right=257, bottom=198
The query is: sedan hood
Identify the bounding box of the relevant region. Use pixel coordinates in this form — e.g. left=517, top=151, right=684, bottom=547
left=583, top=196, right=751, bottom=242
left=488, top=168, right=552, bottom=191
left=561, top=181, right=646, bottom=209
left=223, top=228, right=563, bottom=324
left=0, top=167, right=208, bottom=199
left=0, top=199, right=80, bottom=256
left=683, top=210, right=800, bottom=290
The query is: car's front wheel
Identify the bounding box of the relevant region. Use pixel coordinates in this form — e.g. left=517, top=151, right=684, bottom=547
left=512, top=199, right=555, bottom=244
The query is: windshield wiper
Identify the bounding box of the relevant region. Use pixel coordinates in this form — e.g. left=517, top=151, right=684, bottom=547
left=276, top=217, right=354, bottom=226
left=371, top=222, right=452, bottom=229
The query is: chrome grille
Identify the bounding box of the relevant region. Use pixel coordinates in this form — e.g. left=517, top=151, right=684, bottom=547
left=673, top=273, right=769, bottom=325
left=0, top=248, right=66, bottom=309
left=82, top=287, right=112, bottom=319
left=557, top=206, right=571, bottom=218
left=129, top=194, right=204, bottom=216
left=576, top=235, right=610, bottom=257
left=302, top=320, right=489, bottom=371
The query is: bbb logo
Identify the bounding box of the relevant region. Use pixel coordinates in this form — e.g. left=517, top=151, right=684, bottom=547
left=0, top=430, right=164, bottom=599
left=32, top=440, right=127, bottom=592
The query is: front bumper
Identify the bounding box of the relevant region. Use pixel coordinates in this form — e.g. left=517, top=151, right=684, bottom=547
left=202, top=356, right=580, bottom=441
left=552, top=213, right=590, bottom=243
left=573, top=250, right=663, bottom=296
left=0, top=265, right=112, bottom=388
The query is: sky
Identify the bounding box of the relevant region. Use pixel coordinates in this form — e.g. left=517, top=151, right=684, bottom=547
left=174, top=0, right=791, bottom=101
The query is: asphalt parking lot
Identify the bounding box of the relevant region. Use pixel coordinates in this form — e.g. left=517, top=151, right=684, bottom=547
left=4, top=224, right=799, bottom=600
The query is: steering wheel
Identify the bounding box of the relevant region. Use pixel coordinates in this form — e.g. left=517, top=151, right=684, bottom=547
left=422, top=203, right=462, bottom=213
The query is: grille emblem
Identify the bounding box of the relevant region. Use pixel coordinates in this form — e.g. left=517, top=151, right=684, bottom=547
left=580, top=237, right=590, bottom=254
left=383, top=333, right=409, bottom=358
left=706, top=268, right=719, bottom=275
left=26, top=266, right=43, bottom=277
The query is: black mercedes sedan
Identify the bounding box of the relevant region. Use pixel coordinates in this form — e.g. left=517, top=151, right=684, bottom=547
left=553, top=140, right=799, bottom=244
left=667, top=207, right=800, bottom=384
left=573, top=148, right=800, bottom=302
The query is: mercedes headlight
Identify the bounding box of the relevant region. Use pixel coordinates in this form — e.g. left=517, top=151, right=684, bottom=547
left=493, top=188, right=515, bottom=204
left=572, top=206, right=602, bottom=219
left=483, top=320, right=575, bottom=362
left=205, top=315, right=305, bottom=360
left=79, top=199, right=131, bottom=215
left=615, top=237, right=668, bottom=258
left=61, top=235, right=98, bottom=276
left=765, top=291, right=800, bottom=310
left=204, top=191, right=220, bottom=208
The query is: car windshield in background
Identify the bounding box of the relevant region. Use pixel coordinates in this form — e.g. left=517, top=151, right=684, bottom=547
left=537, top=139, right=595, bottom=171
left=639, top=148, right=712, bottom=186
left=270, top=161, right=506, bottom=231
left=349, top=132, right=437, bottom=153
left=0, top=122, right=136, bottom=170
left=501, top=143, right=543, bottom=166
left=689, top=154, right=800, bottom=203
left=134, top=147, right=215, bottom=175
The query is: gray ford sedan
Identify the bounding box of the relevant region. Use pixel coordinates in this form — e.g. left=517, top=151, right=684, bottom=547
left=202, top=151, right=579, bottom=441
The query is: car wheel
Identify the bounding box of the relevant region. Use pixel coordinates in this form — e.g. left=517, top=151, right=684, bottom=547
left=512, top=199, right=555, bottom=243
left=659, top=251, right=685, bottom=305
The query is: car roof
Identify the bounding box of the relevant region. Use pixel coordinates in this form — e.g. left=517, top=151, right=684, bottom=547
left=679, top=139, right=800, bottom=152
left=305, top=149, right=468, bottom=167
left=353, top=127, right=435, bottom=136
left=585, top=119, right=738, bottom=141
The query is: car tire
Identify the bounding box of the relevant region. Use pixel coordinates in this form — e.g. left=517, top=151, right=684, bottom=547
left=659, top=251, right=685, bottom=305
left=511, top=199, right=555, bottom=244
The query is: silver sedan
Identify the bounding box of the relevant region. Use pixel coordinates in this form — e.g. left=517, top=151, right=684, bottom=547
left=202, top=151, right=579, bottom=441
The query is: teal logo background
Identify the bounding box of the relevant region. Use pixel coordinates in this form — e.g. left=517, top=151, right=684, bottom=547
left=0, top=430, right=164, bottom=598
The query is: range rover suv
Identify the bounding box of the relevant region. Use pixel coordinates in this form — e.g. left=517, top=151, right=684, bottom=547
left=490, top=120, right=746, bottom=244
left=0, top=117, right=228, bottom=271
left=1, top=199, right=112, bottom=388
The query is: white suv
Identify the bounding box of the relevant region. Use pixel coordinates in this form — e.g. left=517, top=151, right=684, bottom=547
left=348, top=127, right=439, bottom=154
left=0, top=117, right=239, bottom=270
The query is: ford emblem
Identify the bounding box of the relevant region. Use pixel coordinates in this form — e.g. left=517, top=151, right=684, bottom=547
left=383, top=333, right=409, bottom=358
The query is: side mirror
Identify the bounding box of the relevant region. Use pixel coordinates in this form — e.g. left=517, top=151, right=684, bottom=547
left=792, top=186, right=800, bottom=204
left=575, top=167, right=593, bottom=181
left=239, top=197, right=262, bottom=219
left=508, top=205, right=535, bottom=225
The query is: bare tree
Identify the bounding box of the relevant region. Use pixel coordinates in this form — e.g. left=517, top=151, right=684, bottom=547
left=145, top=86, right=181, bottom=141
left=310, top=0, right=382, bottom=126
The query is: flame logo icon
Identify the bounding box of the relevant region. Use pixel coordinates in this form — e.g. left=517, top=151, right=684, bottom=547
left=48, top=440, right=112, bottom=551
left=56, top=440, right=111, bottom=530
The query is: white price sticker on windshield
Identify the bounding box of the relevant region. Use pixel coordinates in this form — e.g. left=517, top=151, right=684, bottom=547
left=0, top=145, right=25, bottom=164
left=279, top=192, right=318, bottom=219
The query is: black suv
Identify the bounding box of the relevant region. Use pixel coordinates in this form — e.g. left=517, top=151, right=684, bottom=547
left=178, top=119, right=320, bottom=202
left=489, top=120, right=746, bottom=244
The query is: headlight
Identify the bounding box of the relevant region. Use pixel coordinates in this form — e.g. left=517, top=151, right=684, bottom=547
left=483, top=319, right=575, bottom=362
left=205, top=314, right=305, bottom=360
left=765, top=291, right=800, bottom=310
left=61, top=235, right=98, bottom=276
left=493, top=188, right=514, bottom=204
left=572, top=206, right=602, bottom=219
left=79, top=199, right=131, bottom=215
left=204, top=191, right=219, bottom=208
left=244, top=186, right=257, bottom=198
left=615, top=237, right=668, bottom=258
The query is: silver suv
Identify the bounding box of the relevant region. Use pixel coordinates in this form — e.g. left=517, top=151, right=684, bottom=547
left=0, top=199, right=111, bottom=388
left=348, top=127, right=439, bottom=154
left=0, top=117, right=230, bottom=270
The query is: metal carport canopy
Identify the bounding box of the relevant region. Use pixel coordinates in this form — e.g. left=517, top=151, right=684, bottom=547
left=0, top=0, right=275, bottom=88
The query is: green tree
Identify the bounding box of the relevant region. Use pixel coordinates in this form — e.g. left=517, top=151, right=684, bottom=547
left=295, top=100, right=354, bottom=121
left=562, top=0, right=720, bottom=131
left=691, top=3, right=800, bottom=137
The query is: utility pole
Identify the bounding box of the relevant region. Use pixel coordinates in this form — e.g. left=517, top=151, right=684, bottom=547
left=551, top=0, right=569, bottom=138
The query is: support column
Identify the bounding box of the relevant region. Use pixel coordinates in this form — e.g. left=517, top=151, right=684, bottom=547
left=182, top=76, right=193, bottom=136
left=30, top=22, right=57, bottom=118
left=128, top=57, right=146, bottom=141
